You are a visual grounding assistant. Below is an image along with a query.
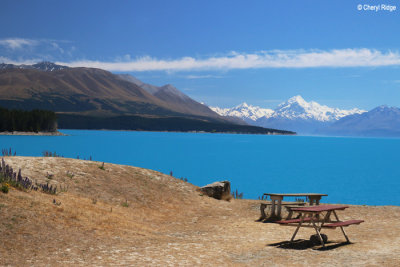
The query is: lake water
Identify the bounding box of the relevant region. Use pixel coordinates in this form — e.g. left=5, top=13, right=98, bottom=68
left=1, top=130, right=399, bottom=206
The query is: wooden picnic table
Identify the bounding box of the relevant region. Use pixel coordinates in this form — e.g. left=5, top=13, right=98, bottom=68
left=277, top=205, right=364, bottom=247
left=262, top=193, right=328, bottom=220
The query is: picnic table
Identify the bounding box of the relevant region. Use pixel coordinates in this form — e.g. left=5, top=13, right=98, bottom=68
left=277, top=205, right=364, bottom=247
left=262, top=193, right=328, bottom=221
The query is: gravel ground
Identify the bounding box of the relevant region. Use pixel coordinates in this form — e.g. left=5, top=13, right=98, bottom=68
left=0, top=157, right=399, bottom=266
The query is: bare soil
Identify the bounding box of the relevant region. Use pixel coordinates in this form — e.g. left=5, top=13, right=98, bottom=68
left=0, top=157, right=399, bottom=266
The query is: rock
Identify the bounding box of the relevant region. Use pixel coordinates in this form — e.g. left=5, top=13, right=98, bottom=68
left=200, top=181, right=231, bottom=200
left=310, top=234, right=328, bottom=245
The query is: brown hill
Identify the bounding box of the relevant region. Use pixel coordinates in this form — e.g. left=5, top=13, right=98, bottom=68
left=117, top=74, right=231, bottom=121
left=0, top=65, right=294, bottom=133
left=0, top=66, right=228, bottom=120
left=1, top=156, right=399, bottom=266
left=0, top=68, right=191, bottom=117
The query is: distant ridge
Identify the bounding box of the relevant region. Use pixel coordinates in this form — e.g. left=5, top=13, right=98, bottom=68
left=211, top=96, right=366, bottom=134
left=318, top=105, right=400, bottom=137
left=117, top=74, right=223, bottom=119
left=0, top=61, right=69, bottom=71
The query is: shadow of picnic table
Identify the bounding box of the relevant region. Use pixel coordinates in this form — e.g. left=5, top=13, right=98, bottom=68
left=267, top=239, right=352, bottom=251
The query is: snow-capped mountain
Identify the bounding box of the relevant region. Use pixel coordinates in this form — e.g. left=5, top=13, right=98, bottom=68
left=270, top=95, right=365, bottom=122
left=210, top=103, right=274, bottom=124
left=0, top=61, right=68, bottom=71
left=210, top=95, right=366, bottom=134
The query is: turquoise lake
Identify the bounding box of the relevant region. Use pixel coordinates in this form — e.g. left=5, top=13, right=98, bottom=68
left=1, top=130, right=399, bottom=206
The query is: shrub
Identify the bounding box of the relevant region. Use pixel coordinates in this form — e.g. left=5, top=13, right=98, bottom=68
left=98, top=162, right=105, bottom=170
left=66, top=171, right=74, bottom=179
left=42, top=151, right=61, bottom=157
left=232, top=189, right=244, bottom=199
left=2, top=148, right=16, bottom=157
left=1, top=184, right=9, bottom=193
left=121, top=199, right=129, bottom=207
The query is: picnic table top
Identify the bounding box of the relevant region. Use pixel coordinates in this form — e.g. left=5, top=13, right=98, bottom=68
left=291, top=204, right=348, bottom=212
left=263, top=193, right=328, bottom=197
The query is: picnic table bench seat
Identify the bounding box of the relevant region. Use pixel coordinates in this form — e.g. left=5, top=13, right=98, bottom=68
left=323, top=220, right=364, bottom=228
left=276, top=217, right=313, bottom=224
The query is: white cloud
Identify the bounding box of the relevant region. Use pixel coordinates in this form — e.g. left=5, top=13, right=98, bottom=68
left=0, top=56, right=40, bottom=65
left=56, top=48, right=400, bottom=72
left=51, top=42, right=64, bottom=54
left=0, top=38, right=38, bottom=49
left=3, top=47, right=400, bottom=72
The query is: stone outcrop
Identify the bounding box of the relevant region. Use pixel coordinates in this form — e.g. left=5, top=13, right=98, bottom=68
left=200, top=181, right=231, bottom=200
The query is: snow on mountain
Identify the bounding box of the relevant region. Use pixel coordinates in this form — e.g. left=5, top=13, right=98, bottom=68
left=211, top=96, right=365, bottom=123
left=271, top=95, right=365, bottom=122
left=0, top=61, right=68, bottom=71
left=210, top=96, right=366, bottom=134
left=210, top=103, right=274, bottom=122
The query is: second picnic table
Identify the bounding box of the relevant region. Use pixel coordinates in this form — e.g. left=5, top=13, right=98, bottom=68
left=262, top=193, right=328, bottom=220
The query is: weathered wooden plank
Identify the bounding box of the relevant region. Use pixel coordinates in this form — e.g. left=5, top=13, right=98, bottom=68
left=323, top=220, right=364, bottom=228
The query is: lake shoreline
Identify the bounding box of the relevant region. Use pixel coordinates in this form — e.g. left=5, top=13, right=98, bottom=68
left=0, top=131, right=66, bottom=136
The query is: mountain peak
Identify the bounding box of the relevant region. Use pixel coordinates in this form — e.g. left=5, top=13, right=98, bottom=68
left=32, top=61, right=68, bottom=71
left=211, top=96, right=367, bottom=129
left=287, top=95, right=306, bottom=104
left=163, top=84, right=175, bottom=88
left=375, top=105, right=389, bottom=110
left=277, top=95, right=309, bottom=111
left=159, top=84, right=186, bottom=98
left=0, top=61, right=68, bottom=71
left=371, top=105, right=400, bottom=114
left=210, top=102, right=274, bottom=122
left=274, top=95, right=366, bottom=122
left=235, top=102, right=249, bottom=108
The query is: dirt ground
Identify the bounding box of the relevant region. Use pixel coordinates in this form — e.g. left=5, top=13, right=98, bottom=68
left=0, top=156, right=399, bottom=266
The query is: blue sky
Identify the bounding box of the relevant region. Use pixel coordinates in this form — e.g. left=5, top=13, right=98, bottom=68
left=1, top=0, right=400, bottom=109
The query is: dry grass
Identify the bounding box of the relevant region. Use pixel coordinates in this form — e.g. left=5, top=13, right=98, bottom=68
left=0, top=156, right=399, bottom=266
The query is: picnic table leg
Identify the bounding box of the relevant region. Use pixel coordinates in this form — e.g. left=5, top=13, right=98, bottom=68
left=309, top=196, right=321, bottom=206
left=290, top=214, right=305, bottom=242
left=277, top=197, right=282, bottom=219
left=269, top=196, right=283, bottom=220
left=333, top=210, right=350, bottom=243
left=286, top=208, right=293, bottom=220
left=270, top=199, right=276, bottom=217
left=259, top=203, right=267, bottom=220
left=322, top=211, right=332, bottom=224
left=311, top=219, right=325, bottom=247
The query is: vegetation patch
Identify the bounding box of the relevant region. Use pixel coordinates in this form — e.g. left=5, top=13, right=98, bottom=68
left=0, top=158, right=59, bottom=194
left=121, top=199, right=129, bottom=207
left=98, top=162, right=105, bottom=170
left=1, top=183, right=9, bottom=193
left=0, top=107, right=57, bottom=132
left=232, top=189, right=244, bottom=199
left=2, top=148, right=16, bottom=157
